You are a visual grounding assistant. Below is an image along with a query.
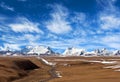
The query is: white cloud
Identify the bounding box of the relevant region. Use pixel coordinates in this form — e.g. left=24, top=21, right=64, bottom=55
left=98, top=0, right=120, bottom=30
left=106, top=43, right=120, bottom=49
left=70, top=12, right=95, bottom=36
left=84, top=32, right=120, bottom=49
left=0, top=2, right=14, bottom=11
left=0, top=33, right=42, bottom=51
left=71, top=12, right=86, bottom=24
left=9, top=17, right=43, bottom=33
left=39, top=37, right=86, bottom=50
left=1, top=43, right=21, bottom=51
left=40, top=40, right=71, bottom=49
left=1, top=33, right=41, bottom=45
left=47, top=33, right=58, bottom=39
left=22, top=34, right=40, bottom=43
left=46, top=4, right=72, bottom=34
left=96, top=0, right=117, bottom=11
left=100, top=15, right=120, bottom=30
left=0, top=25, right=11, bottom=33
left=95, top=34, right=120, bottom=49
left=0, top=17, right=43, bottom=50
left=0, top=2, right=120, bottom=51
left=102, top=35, right=120, bottom=43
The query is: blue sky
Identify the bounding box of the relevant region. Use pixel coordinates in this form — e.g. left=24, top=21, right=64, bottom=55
left=0, top=0, right=120, bottom=52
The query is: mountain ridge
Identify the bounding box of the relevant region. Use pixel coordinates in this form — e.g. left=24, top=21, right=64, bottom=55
left=0, top=46, right=120, bottom=56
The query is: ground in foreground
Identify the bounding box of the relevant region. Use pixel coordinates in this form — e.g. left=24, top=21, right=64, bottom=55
left=0, top=56, right=120, bottom=82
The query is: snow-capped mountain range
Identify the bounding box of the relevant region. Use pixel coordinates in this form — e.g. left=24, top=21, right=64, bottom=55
left=21, top=46, right=55, bottom=55
left=0, top=46, right=120, bottom=56
left=63, top=48, right=120, bottom=56
left=0, top=45, right=55, bottom=56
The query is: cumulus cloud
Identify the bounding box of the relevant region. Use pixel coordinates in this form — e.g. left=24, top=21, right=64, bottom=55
left=9, top=17, right=43, bottom=33
left=0, top=2, right=14, bottom=11
left=45, top=4, right=72, bottom=34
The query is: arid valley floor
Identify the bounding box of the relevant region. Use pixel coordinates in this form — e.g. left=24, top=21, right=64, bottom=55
left=0, top=56, right=120, bottom=82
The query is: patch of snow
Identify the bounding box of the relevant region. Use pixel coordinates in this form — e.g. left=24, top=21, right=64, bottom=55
left=115, top=69, right=120, bottom=72
left=88, top=60, right=101, bottom=63
left=21, top=45, right=55, bottom=55
left=63, top=63, right=68, bottom=66
left=53, top=59, right=87, bottom=62
left=12, top=54, right=18, bottom=56
left=55, top=71, right=62, bottom=78
left=37, top=57, right=56, bottom=66
left=84, top=51, right=97, bottom=56
left=88, top=60, right=117, bottom=64
left=101, top=61, right=117, bottom=64
left=104, top=65, right=120, bottom=69
left=63, top=47, right=85, bottom=56
left=113, top=50, right=120, bottom=55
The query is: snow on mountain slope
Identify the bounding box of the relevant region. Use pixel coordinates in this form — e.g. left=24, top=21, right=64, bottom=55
left=113, top=50, right=120, bottom=55
left=63, top=47, right=85, bottom=56
left=84, top=48, right=113, bottom=56
left=0, top=45, right=120, bottom=56
left=21, top=46, right=55, bottom=55
left=84, top=51, right=97, bottom=56
left=62, top=48, right=118, bottom=56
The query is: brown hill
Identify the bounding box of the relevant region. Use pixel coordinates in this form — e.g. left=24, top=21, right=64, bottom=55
left=0, top=57, right=51, bottom=82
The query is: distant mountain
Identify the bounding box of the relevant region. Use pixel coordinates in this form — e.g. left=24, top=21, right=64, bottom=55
left=113, top=50, right=120, bottom=55
left=94, top=48, right=113, bottom=56
left=83, top=48, right=112, bottom=56
left=21, top=46, right=33, bottom=54
left=63, top=47, right=85, bottom=56
left=0, top=46, right=12, bottom=55
left=62, top=48, right=120, bottom=56
left=0, top=45, right=120, bottom=56
left=21, top=45, right=55, bottom=55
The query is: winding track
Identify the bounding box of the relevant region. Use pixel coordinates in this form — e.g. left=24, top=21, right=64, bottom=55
left=38, top=59, right=61, bottom=82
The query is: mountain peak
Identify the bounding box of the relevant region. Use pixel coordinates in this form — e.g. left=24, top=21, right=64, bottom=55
left=21, top=45, right=55, bottom=55
left=63, top=47, right=85, bottom=56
